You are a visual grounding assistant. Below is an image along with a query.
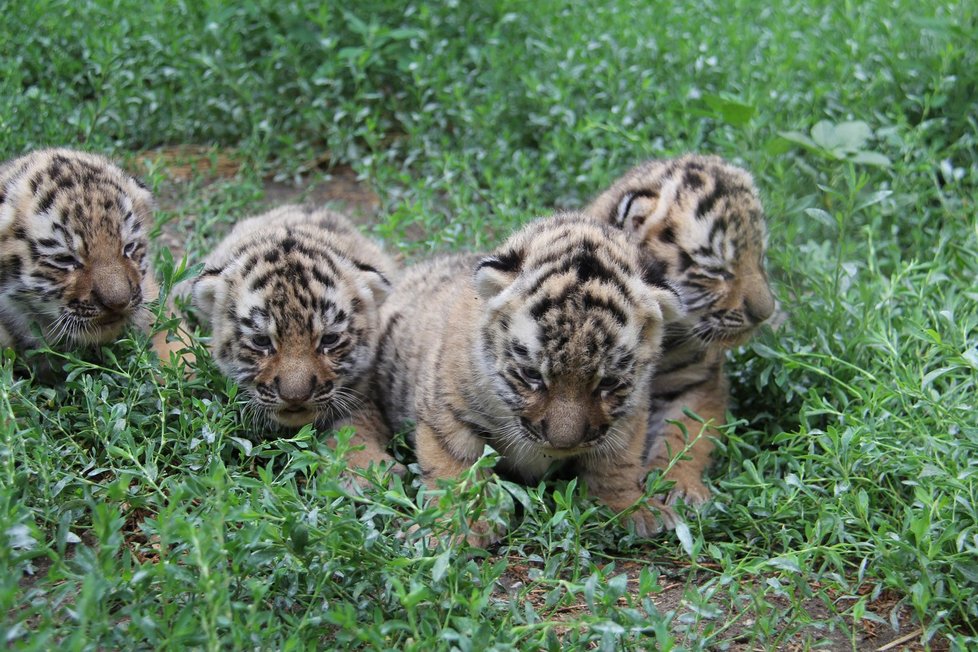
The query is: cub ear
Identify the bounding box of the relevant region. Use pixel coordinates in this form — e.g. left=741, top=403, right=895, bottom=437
left=190, top=270, right=228, bottom=325
left=354, top=263, right=392, bottom=304
left=125, top=174, right=156, bottom=211
left=615, top=177, right=680, bottom=241
left=474, top=248, right=523, bottom=301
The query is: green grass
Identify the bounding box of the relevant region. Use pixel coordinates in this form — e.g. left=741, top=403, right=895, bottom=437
left=2, top=0, right=977, bottom=649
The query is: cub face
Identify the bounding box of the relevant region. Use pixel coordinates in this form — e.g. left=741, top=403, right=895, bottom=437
left=0, top=149, right=156, bottom=348
left=587, top=155, right=776, bottom=347
left=191, top=210, right=392, bottom=429
left=472, top=216, right=683, bottom=463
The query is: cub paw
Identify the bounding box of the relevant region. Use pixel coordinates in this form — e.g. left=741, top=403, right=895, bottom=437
left=409, top=516, right=504, bottom=550
left=461, top=518, right=504, bottom=549
left=338, top=460, right=407, bottom=493
left=663, top=471, right=712, bottom=508
left=629, top=500, right=680, bottom=537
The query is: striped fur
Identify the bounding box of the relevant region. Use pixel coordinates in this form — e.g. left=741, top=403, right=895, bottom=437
left=182, top=205, right=398, bottom=472
left=587, top=154, right=776, bottom=506
left=0, top=149, right=160, bottom=351
left=376, top=213, right=684, bottom=544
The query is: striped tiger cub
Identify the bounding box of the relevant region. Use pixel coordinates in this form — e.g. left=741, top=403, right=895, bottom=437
left=0, top=149, right=182, bottom=359
left=375, top=213, right=684, bottom=545
left=587, top=154, right=777, bottom=507
left=180, top=205, right=399, bottom=473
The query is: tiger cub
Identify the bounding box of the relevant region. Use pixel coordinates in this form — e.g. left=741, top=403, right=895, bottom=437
left=587, top=154, right=777, bottom=506
left=182, top=205, right=398, bottom=472
left=376, top=213, right=684, bottom=544
left=0, top=149, right=170, bottom=354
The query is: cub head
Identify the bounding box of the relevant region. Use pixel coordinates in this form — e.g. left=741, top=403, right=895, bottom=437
left=473, top=213, right=683, bottom=455
left=587, top=155, right=776, bottom=347
left=191, top=218, right=392, bottom=428
left=0, top=149, right=155, bottom=347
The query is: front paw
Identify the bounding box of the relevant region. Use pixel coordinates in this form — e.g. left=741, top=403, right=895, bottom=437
left=461, top=517, right=504, bottom=548
left=629, top=499, right=680, bottom=537
left=410, top=516, right=505, bottom=549
left=663, top=470, right=712, bottom=508
left=339, top=459, right=408, bottom=493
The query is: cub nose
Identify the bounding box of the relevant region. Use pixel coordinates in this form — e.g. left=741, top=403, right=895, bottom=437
left=744, top=285, right=776, bottom=325
left=92, top=264, right=136, bottom=313
left=275, top=374, right=314, bottom=405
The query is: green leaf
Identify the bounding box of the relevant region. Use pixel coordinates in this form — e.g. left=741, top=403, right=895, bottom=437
left=804, top=208, right=835, bottom=228
left=832, top=120, right=873, bottom=150
left=848, top=150, right=892, bottom=167
left=767, top=555, right=802, bottom=573
left=764, top=136, right=794, bottom=155
left=722, top=103, right=755, bottom=128
left=230, top=437, right=253, bottom=456
left=431, top=549, right=451, bottom=583
left=290, top=523, right=309, bottom=555
left=812, top=119, right=872, bottom=152
left=778, top=130, right=819, bottom=151
left=675, top=521, right=694, bottom=557
left=702, top=93, right=756, bottom=128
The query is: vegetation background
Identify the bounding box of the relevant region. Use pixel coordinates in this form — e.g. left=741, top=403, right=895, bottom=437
left=1, top=0, right=976, bottom=649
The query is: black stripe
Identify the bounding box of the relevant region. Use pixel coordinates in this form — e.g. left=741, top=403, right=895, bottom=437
left=581, top=292, right=628, bottom=327
left=696, top=177, right=729, bottom=220
left=353, top=261, right=390, bottom=287
left=448, top=404, right=481, bottom=430
left=309, top=265, right=335, bottom=288
left=656, top=349, right=706, bottom=374
left=616, top=189, right=657, bottom=225
left=526, top=252, right=630, bottom=301
left=650, top=378, right=710, bottom=402
left=642, top=258, right=669, bottom=288
left=641, top=427, right=661, bottom=463
left=683, top=170, right=705, bottom=190
left=477, top=249, right=521, bottom=273
left=708, top=218, right=727, bottom=242
left=36, top=189, right=57, bottom=214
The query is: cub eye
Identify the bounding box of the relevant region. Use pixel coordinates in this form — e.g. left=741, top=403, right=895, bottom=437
left=697, top=265, right=734, bottom=281
left=319, top=332, right=341, bottom=350
left=250, top=334, right=273, bottom=351
left=50, top=254, right=81, bottom=270
left=512, top=343, right=528, bottom=357
left=597, top=377, right=623, bottom=392
left=518, top=366, right=544, bottom=387
left=123, top=241, right=139, bottom=258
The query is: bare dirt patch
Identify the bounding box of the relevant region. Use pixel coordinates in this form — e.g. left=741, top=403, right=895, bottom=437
left=129, top=147, right=383, bottom=260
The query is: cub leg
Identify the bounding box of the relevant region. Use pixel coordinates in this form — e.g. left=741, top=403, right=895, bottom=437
left=333, top=398, right=404, bottom=483
left=581, top=412, right=678, bottom=536
left=414, top=418, right=501, bottom=548
left=645, top=368, right=728, bottom=507
left=150, top=324, right=196, bottom=367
